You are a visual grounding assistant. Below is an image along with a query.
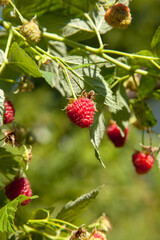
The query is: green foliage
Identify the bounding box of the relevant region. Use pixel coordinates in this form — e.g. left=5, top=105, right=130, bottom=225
left=151, top=25, right=160, bottom=56
left=0, top=0, right=160, bottom=239
left=56, top=187, right=100, bottom=222
left=0, top=195, right=35, bottom=233
left=90, top=111, right=106, bottom=167
left=8, top=42, right=41, bottom=78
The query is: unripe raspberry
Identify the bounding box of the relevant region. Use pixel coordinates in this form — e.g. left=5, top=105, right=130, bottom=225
left=3, top=100, right=15, bottom=124
left=5, top=177, right=32, bottom=205
left=104, top=3, right=132, bottom=29
left=132, top=151, right=155, bottom=174
left=66, top=92, right=96, bottom=128
left=89, top=231, right=107, bottom=240
left=20, top=18, right=41, bottom=43
left=107, top=121, right=129, bottom=147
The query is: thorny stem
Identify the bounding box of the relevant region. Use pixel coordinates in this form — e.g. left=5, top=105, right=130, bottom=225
left=1, top=19, right=160, bottom=83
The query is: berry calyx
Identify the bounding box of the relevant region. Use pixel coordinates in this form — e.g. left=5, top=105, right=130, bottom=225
left=132, top=151, right=155, bottom=174
left=66, top=92, right=96, bottom=128
left=20, top=17, right=41, bottom=43
left=3, top=100, right=15, bottom=124
left=5, top=177, right=32, bottom=205
left=89, top=231, right=107, bottom=240
left=106, top=121, right=129, bottom=147
left=104, top=3, right=132, bottom=29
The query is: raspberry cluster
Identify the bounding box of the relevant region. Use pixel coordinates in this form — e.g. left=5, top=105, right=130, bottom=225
left=66, top=94, right=96, bottom=128
left=132, top=151, right=155, bottom=174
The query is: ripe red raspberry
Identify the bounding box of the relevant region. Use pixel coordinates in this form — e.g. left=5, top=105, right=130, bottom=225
left=104, top=3, right=132, bottom=29
left=132, top=152, right=155, bottom=174
left=66, top=95, right=96, bottom=128
left=106, top=121, right=129, bottom=147
left=89, top=231, right=107, bottom=240
left=3, top=100, right=15, bottom=124
left=5, top=177, right=32, bottom=205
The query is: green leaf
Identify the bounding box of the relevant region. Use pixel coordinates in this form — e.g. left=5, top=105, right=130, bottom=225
left=91, top=5, right=112, bottom=34
left=0, top=89, right=5, bottom=127
left=138, top=75, right=158, bottom=99
left=110, top=85, right=130, bottom=133
left=59, top=56, right=118, bottom=110
left=151, top=25, right=160, bottom=55
left=131, top=101, right=157, bottom=128
left=8, top=42, right=41, bottom=78
left=0, top=148, right=20, bottom=188
left=40, top=70, right=55, bottom=87
left=90, top=111, right=106, bottom=168
left=0, top=195, right=33, bottom=233
left=56, top=188, right=100, bottom=222
left=2, top=0, right=98, bottom=25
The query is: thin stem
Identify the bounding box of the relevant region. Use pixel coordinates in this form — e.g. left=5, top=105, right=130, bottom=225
left=104, top=0, right=112, bottom=7
left=51, top=219, right=78, bottom=229
left=28, top=219, right=72, bottom=232
left=0, top=63, right=6, bottom=75
left=63, top=67, right=77, bottom=99
left=0, top=28, right=13, bottom=74
left=9, top=0, right=27, bottom=24
left=84, top=13, right=103, bottom=49
left=150, top=59, right=160, bottom=69
left=148, top=127, right=152, bottom=149
left=101, top=52, right=130, bottom=70
left=43, top=32, right=100, bottom=54
left=23, top=224, right=67, bottom=240
left=111, top=75, right=130, bottom=88
left=102, top=49, right=159, bottom=61
left=4, top=28, right=13, bottom=61
left=0, top=78, right=17, bottom=83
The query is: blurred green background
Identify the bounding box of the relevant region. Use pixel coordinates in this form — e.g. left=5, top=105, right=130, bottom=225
left=1, top=0, right=160, bottom=239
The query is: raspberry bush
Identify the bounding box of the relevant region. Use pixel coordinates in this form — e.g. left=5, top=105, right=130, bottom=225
left=0, top=0, right=160, bottom=239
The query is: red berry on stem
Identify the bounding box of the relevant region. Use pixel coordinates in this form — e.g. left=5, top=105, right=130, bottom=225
left=5, top=177, right=32, bottom=205
left=3, top=100, right=15, bottom=124
left=132, top=152, right=155, bottom=174
left=66, top=97, right=95, bottom=128
left=106, top=121, right=129, bottom=147
left=104, top=3, right=132, bottom=29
